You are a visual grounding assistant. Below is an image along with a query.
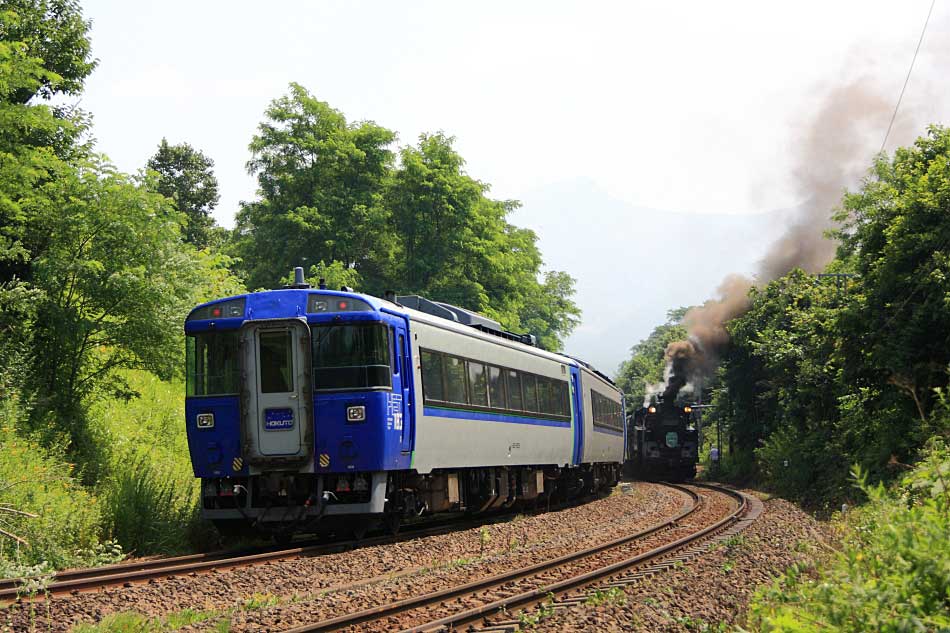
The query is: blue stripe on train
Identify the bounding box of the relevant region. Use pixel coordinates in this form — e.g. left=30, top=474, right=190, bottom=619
left=423, top=406, right=571, bottom=428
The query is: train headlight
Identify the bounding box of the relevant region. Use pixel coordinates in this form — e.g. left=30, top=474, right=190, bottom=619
left=684, top=406, right=692, bottom=414
left=196, top=413, right=214, bottom=428
left=346, top=405, right=366, bottom=423
left=648, top=406, right=656, bottom=414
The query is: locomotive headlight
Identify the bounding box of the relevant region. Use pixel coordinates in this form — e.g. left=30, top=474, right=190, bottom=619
left=196, top=413, right=214, bottom=428
left=648, top=406, right=656, bottom=414
left=684, top=406, right=692, bottom=414
left=346, top=405, right=366, bottom=423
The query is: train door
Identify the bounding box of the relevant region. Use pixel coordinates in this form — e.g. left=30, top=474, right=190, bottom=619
left=242, top=319, right=312, bottom=460
left=392, top=325, right=414, bottom=453
left=570, top=368, right=584, bottom=465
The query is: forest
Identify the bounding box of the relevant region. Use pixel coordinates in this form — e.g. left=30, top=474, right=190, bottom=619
left=617, top=126, right=950, bottom=507
left=0, top=0, right=580, bottom=570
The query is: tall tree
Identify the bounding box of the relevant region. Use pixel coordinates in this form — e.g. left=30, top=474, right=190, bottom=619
left=834, top=126, right=950, bottom=422
left=385, top=133, right=581, bottom=350
left=233, top=83, right=396, bottom=290
left=147, top=139, right=220, bottom=248
left=0, top=0, right=96, bottom=103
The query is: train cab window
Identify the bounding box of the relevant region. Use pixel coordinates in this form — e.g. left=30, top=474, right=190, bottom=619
left=259, top=330, right=294, bottom=393
left=523, top=374, right=539, bottom=413
left=421, top=350, right=445, bottom=401
left=186, top=331, right=240, bottom=396
left=444, top=355, right=467, bottom=404
left=467, top=362, right=489, bottom=407
left=507, top=370, right=523, bottom=410
left=488, top=366, right=507, bottom=410
left=311, top=323, right=392, bottom=391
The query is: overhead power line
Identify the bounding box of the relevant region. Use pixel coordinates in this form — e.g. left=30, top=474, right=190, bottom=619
left=880, top=0, right=937, bottom=153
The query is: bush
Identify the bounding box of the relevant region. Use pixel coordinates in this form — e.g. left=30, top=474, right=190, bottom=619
left=0, top=393, right=104, bottom=569
left=89, top=370, right=202, bottom=554
left=747, top=435, right=950, bottom=632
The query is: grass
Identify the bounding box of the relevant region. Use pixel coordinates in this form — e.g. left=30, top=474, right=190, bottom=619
left=0, top=368, right=211, bottom=574
left=0, top=393, right=105, bottom=569
left=69, top=591, right=290, bottom=632
left=88, top=370, right=207, bottom=555
left=585, top=586, right=626, bottom=606
left=72, top=610, right=227, bottom=633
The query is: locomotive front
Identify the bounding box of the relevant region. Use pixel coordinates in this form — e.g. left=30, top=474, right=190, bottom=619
left=184, top=281, right=413, bottom=538
left=629, top=400, right=698, bottom=481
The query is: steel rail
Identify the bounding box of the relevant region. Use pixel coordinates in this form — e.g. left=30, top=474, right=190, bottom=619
left=0, top=492, right=602, bottom=602
left=283, top=482, right=703, bottom=633
left=405, top=484, right=747, bottom=633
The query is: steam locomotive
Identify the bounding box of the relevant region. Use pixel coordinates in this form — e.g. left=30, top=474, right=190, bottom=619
left=627, top=398, right=699, bottom=481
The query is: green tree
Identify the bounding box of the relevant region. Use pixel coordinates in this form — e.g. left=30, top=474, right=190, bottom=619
left=24, top=161, right=222, bottom=452
left=834, top=126, right=950, bottom=423
left=233, top=83, right=396, bottom=290
left=146, top=138, right=221, bottom=248
left=385, top=133, right=580, bottom=350
left=0, top=0, right=95, bottom=103
left=519, top=270, right=581, bottom=352
left=387, top=132, right=485, bottom=291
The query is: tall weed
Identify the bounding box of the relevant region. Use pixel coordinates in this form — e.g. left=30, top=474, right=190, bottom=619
left=0, top=393, right=103, bottom=569
left=90, top=370, right=201, bottom=554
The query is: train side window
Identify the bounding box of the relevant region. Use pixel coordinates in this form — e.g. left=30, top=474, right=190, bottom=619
left=467, top=361, right=489, bottom=407
left=444, top=355, right=467, bottom=404
left=523, top=374, right=539, bottom=413
left=488, top=366, right=507, bottom=410
left=421, top=350, right=444, bottom=402
left=556, top=381, right=569, bottom=417
left=538, top=377, right=552, bottom=415
left=507, top=370, right=523, bottom=411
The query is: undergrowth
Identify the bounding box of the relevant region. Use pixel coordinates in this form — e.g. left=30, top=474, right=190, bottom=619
left=0, top=392, right=104, bottom=570
left=746, top=432, right=950, bottom=632
left=89, top=369, right=208, bottom=555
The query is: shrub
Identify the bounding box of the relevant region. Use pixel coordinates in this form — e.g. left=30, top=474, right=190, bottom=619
left=0, top=394, right=104, bottom=569
left=89, top=370, right=202, bottom=554
left=747, top=436, right=950, bottom=632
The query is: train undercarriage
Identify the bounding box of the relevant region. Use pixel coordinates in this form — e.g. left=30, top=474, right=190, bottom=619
left=203, top=463, right=621, bottom=541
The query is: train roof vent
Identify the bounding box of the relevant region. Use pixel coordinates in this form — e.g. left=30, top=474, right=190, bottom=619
left=396, top=295, right=459, bottom=321
left=398, top=294, right=537, bottom=347
left=433, top=301, right=502, bottom=331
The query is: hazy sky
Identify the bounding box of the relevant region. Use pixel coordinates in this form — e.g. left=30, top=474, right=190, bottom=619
left=73, top=1, right=946, bottom=373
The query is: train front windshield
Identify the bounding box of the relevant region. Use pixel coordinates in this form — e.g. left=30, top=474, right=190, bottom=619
left=311, top=323, right=391, bottom=391
left=186, top=331, right=240, bottom=396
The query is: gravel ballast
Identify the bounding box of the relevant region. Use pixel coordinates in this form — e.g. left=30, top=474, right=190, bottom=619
left=5, top=482, right=687, bottom=632
left=528, top=492, right=831, bottom=633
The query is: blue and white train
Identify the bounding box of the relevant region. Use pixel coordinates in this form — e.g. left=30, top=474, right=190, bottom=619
left=184, top=269, right=625, bottom=538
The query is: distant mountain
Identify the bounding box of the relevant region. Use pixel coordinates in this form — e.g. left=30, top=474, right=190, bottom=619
left=512, top=178, right=795, bottom=377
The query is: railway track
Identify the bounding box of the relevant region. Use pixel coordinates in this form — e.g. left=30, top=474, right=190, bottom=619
left=0, top=493, right=600, bottom=602
left=283, top=483, right=752, bottom=633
